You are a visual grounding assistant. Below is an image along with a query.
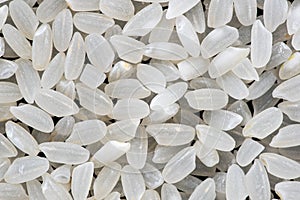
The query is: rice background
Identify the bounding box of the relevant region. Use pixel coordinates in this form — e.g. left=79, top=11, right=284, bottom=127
left=0, top=0, right=299, bottom=199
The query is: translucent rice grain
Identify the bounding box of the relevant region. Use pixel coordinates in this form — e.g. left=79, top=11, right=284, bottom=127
left=0, top=133, right=17, bottom=158
left=85, top=34, right=115, bottom=72
left=251, top=20, right=273, bottom=67
left=110, top=98, right=150, bottom=120
left=226, top=164, right=248, bottom=200
left=66, top=120, right=107, bottom=146
left=0, top=82, right=22, bottom=103
left=80, top=64, right=105, bottom=89
left=275, top=181, right=300, bottom=200
left=176, top=15, right=200, bottom=57
left=259, top=153, right=300, bottom=179
left=149, top=10, right=175, bottom=43
left=32, top=24, right=52, bottom=71
left=270, top=124, right=300, bottom=148
left=104, top=192, right=121, bottom=200
left=245, top=159, right=270, bottom=200
left=5, top=121, right=39, bottom=156
left=0, top=183, right=29, bottom=200
left=196, top=125, right=236, bottom=152
left=10, top=104, right=54, bottom=133
left=41, top=173, right=73, bottom=200
left=2, top=24, right=32, bottom=59
left=52, top=9, right=73, bottom=52
left=93, top=162, right=121, bottom=200
left=150, top=82, right=187, bottom=110
left=35, top=89, right=79, bottom=117
left=106, top=119, right=140, bottom=142
left=146, top=123, right=195, bottom=146
left=65, top=0, right=99, bottom=11
left=286, top=0, right=300, bottom=35
left=144, top=42, right=188, bottom=60
left=74, top=12, right=114, bottom=34
left=0, top=59, right=18, bottom=79
left=232, top=58, right=259, bottom=81
left=110, top=35, right=145, bottom=64
left=15, top=59, right=40, bottom=104
left=4, top=156, right=49, bottom=184
left=92, top=141, right=130, bottom=166
left=39, top=142, right=89, bottom=165
left=0, top=37, right=4, bottom=57
left=36, top=0, right=67, bottom=23
left=152, top=144, right=188, bottom=164
left=216, top=72, right=249, bottom=100
left=150, top=60, right=180, bottom=82
left=142, top=190, right=160, bottom=200
left=162, top=146, right=196, bottom=183
left=56, top=79, right=76, bottom=100
left=267, top=42, right=292, bottom=69
left=189, top=178, right=216, bottom=200
left=263, top=0, right=288, bottom=32
left=279, top=53, right=300, bottom=80
left=278, top=101, right=300, bottom=122
left=71, top=162, right=94, bottom=200
left=108, top=61, right=135, bottom=82
left=26, top=180, right=47, bottom=200
left=64, top=32, right=85, bottom=80
left=50, top=165, right=71, bottom=184
left=41, top=53, right=65, bottom=89
left=166, top=0, right=200, bottom=19
left=273, top=75, right=300, bottom=101
left=121, top=165, right=145, bottom=200
left=292, top=29, right=300, bottom=50
left=76, top=83, right=113, bottom=115
left=174, top=175, right=202, bottom=194
left=233, top=0, right=257, bottom=26
left=207, top=0, right=233, bottom=28
left=209, top=47, right=250, bottom=78
left=243, top=107, right=282, bottom=139
left=203, top=110, right=243, bottom=131
left=185, top=2, right=206, bottom=33
left=185, top=89, right=229, bottom=110
left=0, top=5, right=8, bottom=30
left=126, top=126, right=148, bottom=169
left=0, top=102, right=15, bottom=122
left=142, top=103, right=179, bottom=125
left=105, top=79, right=150, bottom=99
left=140, top=164, right=163, bottom=190
left=177, top=56, right=209, bottom=81
left=122, top=3, right=162, bottom=36
left=137, top=64, right=166, bottom=93
left=0, top=158, right=10, bottom=181
left=99, top=0, right=134, bottom=21
left=200, top=25, right=239, bottom=58
left=236, top=138, right=265, bottom=167
left=161, top=183, right=182, bottom=200
left=9, top=0, right=39, bottom=40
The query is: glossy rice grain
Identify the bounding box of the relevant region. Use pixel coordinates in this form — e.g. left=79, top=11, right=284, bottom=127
left=52, top=9, right=73, bottom=52
left=4, top=156, right=49, bottom=184
left=5, top=121, right=39, bottom=156
left=251, top=20, right=272, bottom=67
left=39, top=142, right=89, bottom=165
left=185, top=88, right=229, bottom=110
left=207, top=0, right=233, bottom=28
left=32, top=24, right=52, bottom=71
left=10, top=104, right=54, bottom=133
left=99, top=0, right=134, bottom=21
left=15, top=59, right=40, bottom=104
left=243, top=107, right=283, bottom=139
left=122, top=3, right=162, bottom=36
left=9, top=0, right=38, bottom=40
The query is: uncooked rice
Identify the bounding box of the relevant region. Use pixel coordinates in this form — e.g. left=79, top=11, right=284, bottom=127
left=0, top=0, right=300, bottom=199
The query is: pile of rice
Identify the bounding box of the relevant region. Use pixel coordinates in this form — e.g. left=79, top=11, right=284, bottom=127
left=0, top=0, right=299, bottom=199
